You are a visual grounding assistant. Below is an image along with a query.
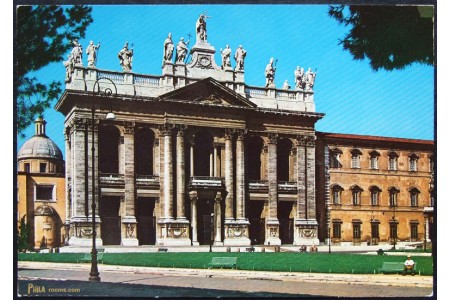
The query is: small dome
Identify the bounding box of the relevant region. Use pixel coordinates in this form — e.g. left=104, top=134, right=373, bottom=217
left=18, top=136, right=63, bottom=161
left=17, top=117, right=63, bottom=161
left=35, top=205, right=55, bottom=216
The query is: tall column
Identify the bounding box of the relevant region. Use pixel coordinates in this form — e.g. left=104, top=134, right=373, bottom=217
left=176, top=126, right=186, bottom=219
left=306, top=136, right=316, bottom=219
left=162, top=124, right=174, bottom=220
left=224, top=129, right=234, bottom=221
left=153, top=136, right=160, bottom=176
left=214, top=192, right=223, bottom=245
left=266, top=133, right=281, bottom=245
left=189, top=192, right=199, bottom=246
left=236, top=130, right=246, bottom=220
left=294, top=134, right=319, bottom=245
left=122, top=122, right=138, bottom=245
left=189, top=135, right=195, bottom=177
left=213, top=144, right=218, bottom=177
left=296, top=136, right=307, bottom=219
left=64, top=126, right=72, bottom=244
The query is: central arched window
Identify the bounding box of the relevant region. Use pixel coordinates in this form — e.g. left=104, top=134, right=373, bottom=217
left=350, top=149, right=362, bottom=169
left=369, top=151, right=380, bottom=170
left=388, top=187, right=400, bottom=207
left=350, top=185, right=363, bottom=205
left=409, top=187, right=420, bottom=207
left=369, top=186, right=381, bottom=206
left=331, top=184, right=344, bottom=204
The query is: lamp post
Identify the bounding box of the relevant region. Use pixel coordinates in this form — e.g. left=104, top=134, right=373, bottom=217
left=89, top=78, right=116, bottom=282
left=328, top=226, right=331, bottom=254
left=392, top=204, right=396, bottom=251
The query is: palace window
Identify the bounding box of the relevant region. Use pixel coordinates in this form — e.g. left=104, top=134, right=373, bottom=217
left=369, top=151, right=380, bottom=170
left=331, top=184, right=343, bottom=204
left=24, top=163, right=30, bottom=173
left=410, top=222, right=419, bottom=240
left=352, top=220, right=362, bottom=239
left=350, top=149, right=362, bottom=169
left=330, top=148, right=342, bottom=168
left=409, top=153, right=419, bottom=172
left=351, top=185, right=363, bottom=205
left=371, top=221, right=380, bottom=239
left=409, top=187, right=420, bottom=207
left=332, top=221, right=342, bottom=239
left=388, top=152, right=398, bottom=171
left=35, top=184, right=55, bottom=202
left=369, top=186, right=381, bottom=206
left=390, top=222, right=398, bottom=239
left=389, top=187, right=399, bottom=207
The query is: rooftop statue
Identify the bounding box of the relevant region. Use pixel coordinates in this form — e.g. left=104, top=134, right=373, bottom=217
left=265, top=57, right=277, bottom=87
left=70, top=39, right=83, bottom=66
left=294, top=66, right=305, bottom=90
left=175, top=37, right=189, bottom=63
left=282, top=80, right=290, bottom=90
left=118, top=42, right=133, bottom=71
left=196, top=13, right=209, bottom=42
left=163, top=33, right=174, bottom=64
left=234, top=45, right=246, bottom=71
left=304, top=67, right=317, bottom=91
left=86, top=40, right=101, bottom=67
left=63, top=54, right=74, bottom=83
left=220, top=45, right=232, bottom=69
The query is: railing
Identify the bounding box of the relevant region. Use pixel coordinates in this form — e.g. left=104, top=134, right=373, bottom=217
left=245, top=86, right=298, bottom=100
left=134, top=75, right=160, bottom=87
left=248, top=180, right=296, bottom=192
left=97, top=71, right=125, bottom=83
left=99, top=173, right=124, bottom=184
left=278, top=181, right=296, bottom=191
left=136, top=174, right=160, bottom=186
left=188, top=176, right=225, bottom=188
left=245, top=87, right=267, bottom=97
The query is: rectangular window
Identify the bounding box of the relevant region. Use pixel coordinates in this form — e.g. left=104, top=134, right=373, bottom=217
left=330, top=155, right=340, bottom=168
left=370, top=157, right=378, bottom=170
left=411, top=224, right=418, bottom=240
left=352, top=191, right=360, bottom=205
left=410, top=193, right=418, bottom=207
left=371, top=223, right=379, bottom=239
left=371, top=192, right=379, bottom=206
left=390, top=224, right=398, bottom=239
left=353, top=224, right=361, bottom=239
left=409, top=159, right=417, bottom=172
left=36, top=185, right=54, bottom=201
left=389, top=193, right=397, bottom=207
left=351, top=156, right=360, bottom=168
left=333, top=190, right=340, bottom=204
left=389, top=157, right=397, bottom=171
left=24, top=163, right=30, bottom=172
left=40, top=163, right=47, bottom=173
left=332, top=223, right=341, bottom=238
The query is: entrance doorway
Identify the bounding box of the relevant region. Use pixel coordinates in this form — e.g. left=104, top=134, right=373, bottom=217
left=136, top=197, right=156, bottom=245
left=196, top=198, right=214, bottom=245
left=278, top=201, right=294, bottom=244
left=100, top=196, right=121, bottom=245
left=249, top=200, right=265, bottom=245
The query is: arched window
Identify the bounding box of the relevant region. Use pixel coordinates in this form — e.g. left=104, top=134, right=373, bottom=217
left=409, top=187, right=420, bottom=207
left=369, top=151, right=380, bottom=170
left=369, top=186, right=382, bottom=206
left=331, top=184, right=344, bottom=204
left=388, top=151, right=398, bottom=171
left=350, top=185, right=363, bottom=205
left=388, top=187, right=400, bottom=207
left=350, top=149, right=362, bottom=169
left=409, top=153, right=419, bottom=172
left=329, top=148, right=342, bottom=168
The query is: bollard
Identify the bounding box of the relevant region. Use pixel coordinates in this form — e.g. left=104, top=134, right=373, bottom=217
left=227, top=246, right=231, bottom=252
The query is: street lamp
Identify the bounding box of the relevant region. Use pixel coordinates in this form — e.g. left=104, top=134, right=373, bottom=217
left=328, top=226, right=331, bottom=254
left=392, top=204, right=396, bottom=251
left=89, top=79, right=116, bottom=282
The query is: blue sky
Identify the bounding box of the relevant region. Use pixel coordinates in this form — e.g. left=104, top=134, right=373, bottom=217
left=17, top=4, right=435, bottom=158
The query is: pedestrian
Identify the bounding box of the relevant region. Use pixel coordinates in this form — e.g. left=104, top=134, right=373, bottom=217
left=402, top=255, right=415, bottom=275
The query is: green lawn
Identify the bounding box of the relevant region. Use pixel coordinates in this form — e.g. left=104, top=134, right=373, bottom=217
left=18, top=252, right=433, bottom=276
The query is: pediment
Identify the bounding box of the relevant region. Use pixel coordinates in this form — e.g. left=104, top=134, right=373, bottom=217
left=158, top=77, right=257, bottom=108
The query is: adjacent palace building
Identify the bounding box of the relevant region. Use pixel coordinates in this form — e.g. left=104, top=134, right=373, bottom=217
left=18, top=14, right=435, bottom=249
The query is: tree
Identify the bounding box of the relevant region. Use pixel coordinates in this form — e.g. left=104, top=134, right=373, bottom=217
left=15, top=5, right=93, bottom=136
left=17, top=215, right=31, bottom=252
left=328, top=5, right=434, bottom=71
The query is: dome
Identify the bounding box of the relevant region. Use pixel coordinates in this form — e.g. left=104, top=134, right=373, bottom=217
left=17, top=117, right=63, bottom=161
left=18, top=136, right=63, bottom=161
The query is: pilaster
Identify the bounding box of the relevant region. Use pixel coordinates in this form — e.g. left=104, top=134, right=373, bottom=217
left=265, top=133, right=281, bottom=245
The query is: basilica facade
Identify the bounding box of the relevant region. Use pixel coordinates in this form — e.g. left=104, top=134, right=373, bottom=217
left=52, top=15, right=434, bottom=248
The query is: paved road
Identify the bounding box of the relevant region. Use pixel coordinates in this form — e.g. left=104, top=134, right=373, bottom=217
left=17, top=262, right=434, bottom=298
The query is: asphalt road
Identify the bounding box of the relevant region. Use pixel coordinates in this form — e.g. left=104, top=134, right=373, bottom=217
left=17, top=262, right=434, bottom=298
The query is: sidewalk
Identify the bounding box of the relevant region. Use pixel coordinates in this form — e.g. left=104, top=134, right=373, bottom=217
left=17, top=261, right=433, bottom=288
